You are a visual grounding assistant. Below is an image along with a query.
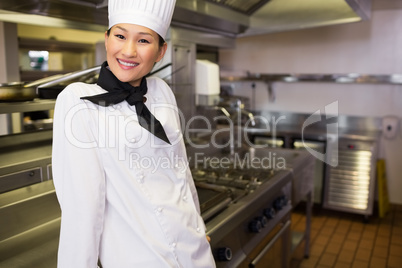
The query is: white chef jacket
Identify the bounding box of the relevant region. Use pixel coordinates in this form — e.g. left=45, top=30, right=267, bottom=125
left=52, top=77, right=216, bottom=268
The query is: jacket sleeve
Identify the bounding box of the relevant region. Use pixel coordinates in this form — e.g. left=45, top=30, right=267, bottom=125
left=52, top=84, right=105, bottom=268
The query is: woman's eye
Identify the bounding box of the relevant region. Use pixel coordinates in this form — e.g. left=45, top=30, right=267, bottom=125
left=115, top=34, right=125, bottom=40
left=139, top=39, right=150, bottom=44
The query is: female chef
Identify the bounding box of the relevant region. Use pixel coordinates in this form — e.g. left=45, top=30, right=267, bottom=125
left=52, top=0, right=216, bottom=267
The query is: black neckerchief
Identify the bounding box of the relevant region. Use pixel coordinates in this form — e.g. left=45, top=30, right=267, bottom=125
left=81, top=61, right=170, bottom=145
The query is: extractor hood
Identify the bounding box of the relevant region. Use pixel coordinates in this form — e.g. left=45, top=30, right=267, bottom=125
left=173, top=0, right=372, bottom=36
left=0, top=0, right=371, bottom=37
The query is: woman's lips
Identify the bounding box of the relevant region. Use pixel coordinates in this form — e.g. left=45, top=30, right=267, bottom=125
left=117, top=59, right=139, bottom=68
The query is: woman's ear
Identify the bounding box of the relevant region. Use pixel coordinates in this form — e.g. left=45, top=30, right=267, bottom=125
left=104, top=31, right=109, bottom=52
left=156, top=42, right=168, bottom=63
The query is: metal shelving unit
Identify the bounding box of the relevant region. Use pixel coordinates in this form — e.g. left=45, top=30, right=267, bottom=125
left=0, top=99, right=55, bottom=193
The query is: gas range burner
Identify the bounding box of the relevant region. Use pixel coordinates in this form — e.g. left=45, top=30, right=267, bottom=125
left=192, top=164, right=283, bottom=223
left=191, top=166, right=277, bottom=191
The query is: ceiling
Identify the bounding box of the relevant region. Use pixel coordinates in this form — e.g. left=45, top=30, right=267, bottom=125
left=0, top=0, right=373, bottom=37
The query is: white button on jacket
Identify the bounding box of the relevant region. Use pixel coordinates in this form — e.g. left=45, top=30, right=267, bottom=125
left=52, top=77, right=216, bottom=268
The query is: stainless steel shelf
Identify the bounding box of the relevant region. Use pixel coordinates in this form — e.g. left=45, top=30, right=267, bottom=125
left=0, top=99, right=56, bottom=114
left=221, top=73, right=402, bottom=85
left=291, top=231, right=305, bottom=253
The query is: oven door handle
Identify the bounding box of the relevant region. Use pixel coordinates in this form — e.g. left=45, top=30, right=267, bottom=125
left=249, top=219, right=291, bottom=268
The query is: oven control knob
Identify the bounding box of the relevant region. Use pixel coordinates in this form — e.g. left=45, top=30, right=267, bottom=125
left=216, top=247, right=232, bottom=262
left=274, top=195, right=288, bottom=210
left=273, top=198, right=283, bottom=210
left=249, top=219, right=262, bottom=233
left=256, top=216, right=268, bottom=227
left=280, top=195, right=288, bottom=206
left=263, top=207, right=276, bottom=219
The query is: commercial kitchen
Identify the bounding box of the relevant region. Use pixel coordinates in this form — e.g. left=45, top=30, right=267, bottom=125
left=0, top=0, right=401, bottom=267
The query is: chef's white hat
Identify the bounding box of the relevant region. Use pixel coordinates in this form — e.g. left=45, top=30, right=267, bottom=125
left=108, top=0, right=176, bottom=40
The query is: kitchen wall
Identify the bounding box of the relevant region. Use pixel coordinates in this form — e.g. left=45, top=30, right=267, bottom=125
left=219, top=7, right=402, bottom=204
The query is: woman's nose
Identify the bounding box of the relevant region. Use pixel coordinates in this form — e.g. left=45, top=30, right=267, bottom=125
left=122, top=41, right=137, bottom=57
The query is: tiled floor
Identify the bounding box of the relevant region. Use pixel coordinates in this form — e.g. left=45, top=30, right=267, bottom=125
left=290, top=203, right=402, bottom=268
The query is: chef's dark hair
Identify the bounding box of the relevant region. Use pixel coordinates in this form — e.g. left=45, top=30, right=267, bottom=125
left=106, top=28, right=165, bottom=48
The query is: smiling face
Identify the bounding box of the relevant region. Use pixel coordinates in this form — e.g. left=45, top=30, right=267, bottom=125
left=105, top=23, right=167, bottom=87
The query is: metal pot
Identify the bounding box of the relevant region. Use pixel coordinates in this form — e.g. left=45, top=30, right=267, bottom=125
left=0, top=66, right=101, bottom=102
left=0, top=74, right=66, bottom=101
left=0, top=82, right=37, bottom=101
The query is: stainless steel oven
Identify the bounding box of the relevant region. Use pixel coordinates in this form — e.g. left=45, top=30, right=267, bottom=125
left=194, top=166, right=293, bottom=268
left=245, top=217, right=291, bottom=268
